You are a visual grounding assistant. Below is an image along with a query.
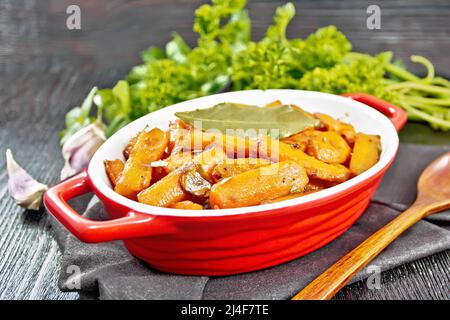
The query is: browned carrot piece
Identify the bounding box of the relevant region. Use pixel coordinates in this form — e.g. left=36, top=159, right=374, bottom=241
left=123, top=134, right=138, bottom=160
left=315, top=113, right=356, bottom=144
left=263, top=188, right=325, bottom=203
left=164, top=151, right=194, bottom=173
left=349, top=133, right=381, bottom=175
left=263, top=178, right=333, bottom=204
left=175, top=129, right=258, bottom=158
left=263, top=193, right=305, bottom=204
left=304, top=131, right=351, bottom=164
left=175, top=119, right=192, bottom=130
left=104, top=159, right=124, bottom=187
left=170, top=201, right=203, bottom=210
left=209, top=161, right=309, bottom=209
left=305, top=178, right=337, bottom=191
left=282, top=130, right=351, bottom=164
left=216, top=134, right=259, bottom=158
left=280, top=131, right=311, bottom=152
left=193, top=146, right=228, bottom=178
left=164, top=146, right=227, bottom=177
left=137, top=163, right=193, bottom=207
left=258, top=136, right=350, bottom=183
left=264, top=100, right=283, bottom=108
left=265, top=101, right=315, bottom=119
left=167, top=120, right=193, bottom=154
left=211, top=158, right=272, bottom=182
left=115, top=128, right=170, bottom=199
left=176, top=130, right=217, bottom=153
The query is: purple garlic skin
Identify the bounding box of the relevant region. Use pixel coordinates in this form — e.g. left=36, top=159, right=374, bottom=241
left=6, top=149, right=48, bottom=211
left=60, top=121, right=106, bottom=180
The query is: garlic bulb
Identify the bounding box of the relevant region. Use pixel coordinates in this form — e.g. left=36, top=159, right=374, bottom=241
left=60, top=122, right=106, bottom=180
left=6, top=149, right=48, bottom=211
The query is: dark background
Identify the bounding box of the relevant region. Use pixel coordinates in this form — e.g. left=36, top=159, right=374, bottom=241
left=0, top=0, right=449, bottom=300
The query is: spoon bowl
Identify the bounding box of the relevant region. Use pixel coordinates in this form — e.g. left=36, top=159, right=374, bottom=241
left=417, top=152, right=450, bottom=207
left=293, top=151, right=450, bottom=300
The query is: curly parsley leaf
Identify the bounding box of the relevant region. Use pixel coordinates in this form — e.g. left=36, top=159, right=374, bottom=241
left=61, top=0, right=450, bottom=145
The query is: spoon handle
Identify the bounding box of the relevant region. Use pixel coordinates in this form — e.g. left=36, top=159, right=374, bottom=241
left=291, top=202, right=431, bottom=300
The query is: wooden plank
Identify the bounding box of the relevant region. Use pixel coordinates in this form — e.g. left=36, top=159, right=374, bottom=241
left=335, top=250, right=450, bottom=300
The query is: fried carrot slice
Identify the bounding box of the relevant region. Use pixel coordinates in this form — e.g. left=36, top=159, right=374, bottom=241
left=175, top=119, right=192, bottom=130
left=137, top=163, right=193, bottom=207
left=209, top=161, right=309, bottom=209
left=193, top=146, right=228, bottom=178
left=215, top=134, right=259, bottom=158
left=258, top=136, right=350, bottom=183
left=170, top=201, right=203, bottom=210
left=315, top=113, right=356, bottom=144
left=211, top=158, right=271, bottom=182
left=305, top=178, right=337, bottom=191
left=167, top=120, right=193, bottom=154
left=281, top=132, right=310, bottom=152
left=282, top=130, right=351, bottom=164
left=263, top=188, right=325, bottom=203
left=174, top=129, right=258, bottom=158
left=263, top=178, right=334, bottom=204
left=349, top=133, right=381, bottom=175
left=265, top=101, right=315, bottom=120
left=176, top=130, right=217, bottom=153
left=104, top=159, right=124, bottom=187
left=263, top=193, right=305, bottom=204
left=164, top=151, right=194, bottom=173
left=123, top=134, right=138, bottom=160
left=304, top=131, right=351, bottom=164
left=164, top=146, right=227, bottom=180
left=264, top=100, right=283, bottom=108
left=115, top=128, right=170, bottom=199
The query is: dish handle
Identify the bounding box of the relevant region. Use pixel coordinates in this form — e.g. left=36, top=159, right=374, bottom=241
left=44, top=171, right=172, bottom=243
left=341, top=93, right=407, bottom=131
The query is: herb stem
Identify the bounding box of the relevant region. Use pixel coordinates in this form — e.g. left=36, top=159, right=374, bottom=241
left=385, top=63, right=420, bottom=82
left=400, top=100, right=450, bottom=129
left=432, top=77, right=450, bottom=88
left=410, top=55, right=435, bottom=82
left=402, top=95, right=450, bottom=107
left=388, top=82, right=450, bottom=96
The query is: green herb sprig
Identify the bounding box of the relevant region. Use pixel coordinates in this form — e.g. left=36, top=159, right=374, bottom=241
left=61, top=0, right=450, bottom=144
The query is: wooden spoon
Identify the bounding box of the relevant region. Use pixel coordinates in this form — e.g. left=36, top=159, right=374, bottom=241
left=292, top=152, right=450, bottom=300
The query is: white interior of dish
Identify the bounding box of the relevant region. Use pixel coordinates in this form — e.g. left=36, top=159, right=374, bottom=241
left=89, top=90, right=399, bottom=217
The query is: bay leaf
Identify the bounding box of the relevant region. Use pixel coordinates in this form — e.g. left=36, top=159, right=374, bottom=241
left=175, top=103, right=319, bottom=139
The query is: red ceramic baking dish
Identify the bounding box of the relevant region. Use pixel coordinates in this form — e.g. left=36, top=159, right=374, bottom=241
left=44, top=90, right=407, bottom=276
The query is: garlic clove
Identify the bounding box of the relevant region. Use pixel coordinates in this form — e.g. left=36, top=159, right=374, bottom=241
left=60, top=121, right=106, bottom=180
left=6, top=149, right=48, bottom=211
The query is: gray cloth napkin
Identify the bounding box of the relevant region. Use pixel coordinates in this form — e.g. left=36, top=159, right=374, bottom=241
left=49, top=143, right=450, bottom=300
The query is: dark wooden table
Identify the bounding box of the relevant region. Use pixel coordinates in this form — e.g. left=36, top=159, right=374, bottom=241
left=1, top=0, right=449, bottom=300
